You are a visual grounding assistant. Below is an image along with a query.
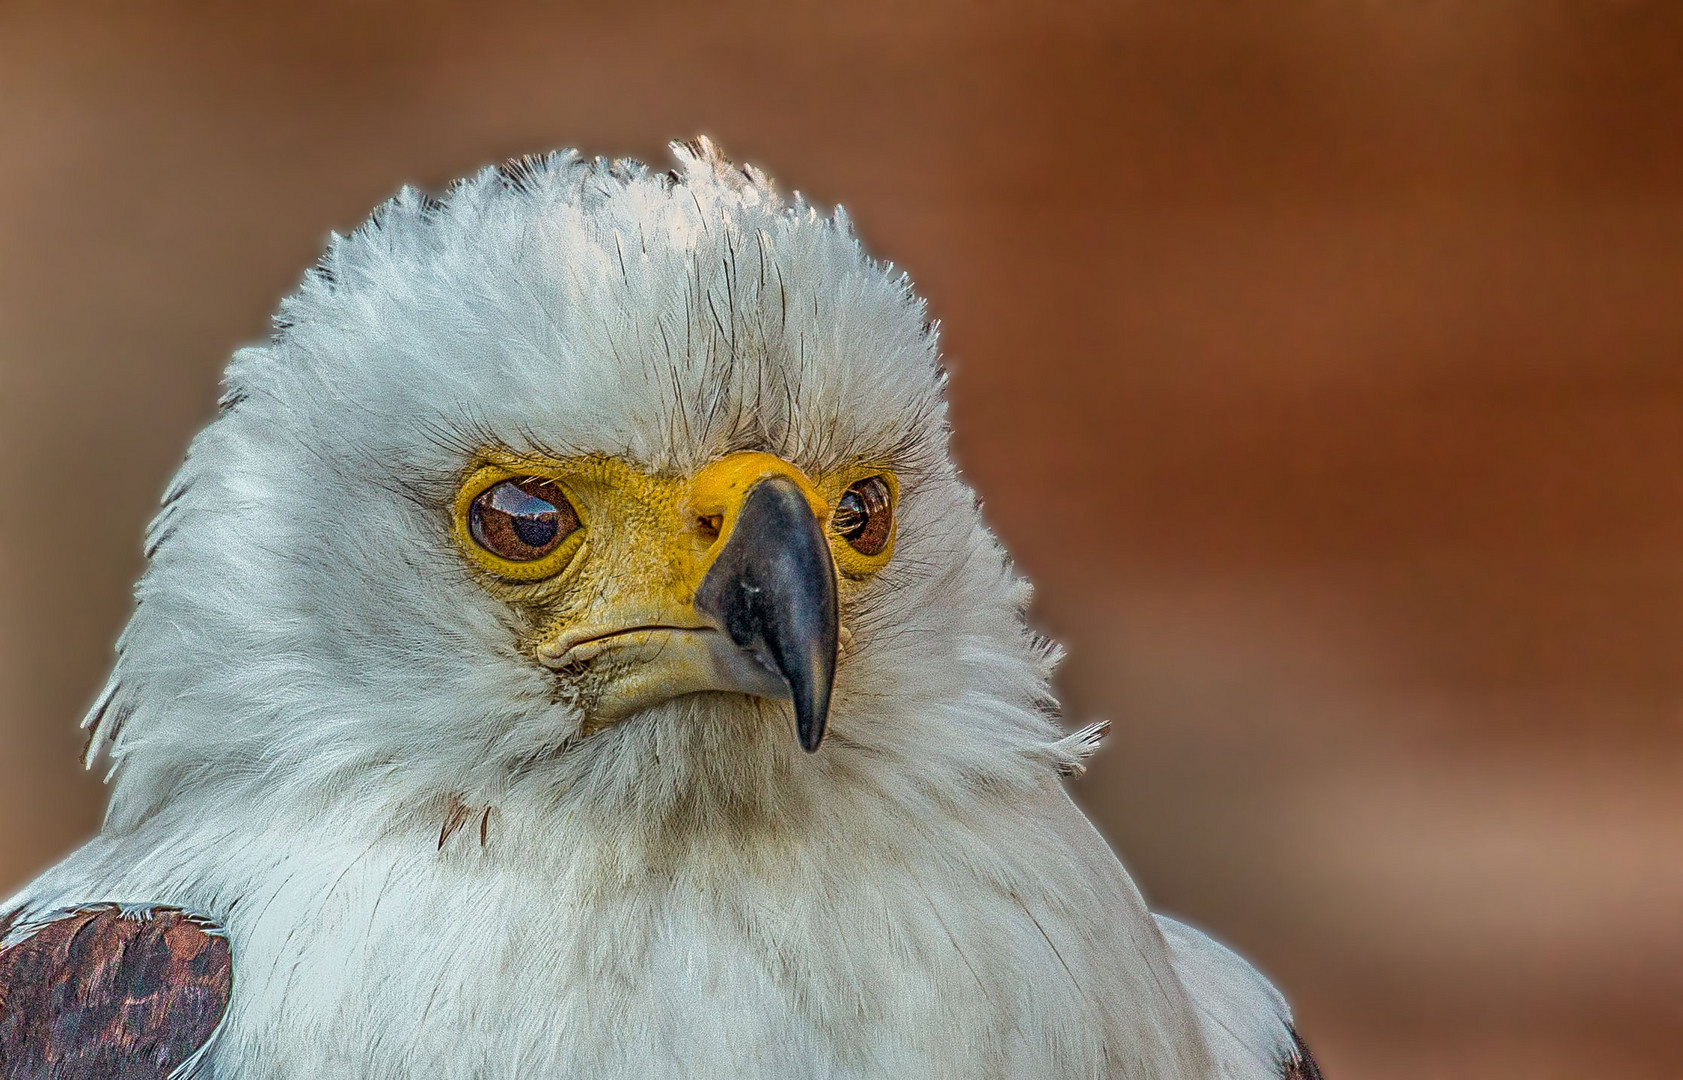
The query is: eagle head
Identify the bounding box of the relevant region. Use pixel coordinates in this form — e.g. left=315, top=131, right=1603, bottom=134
left=85, top=139, right=1090, bottom=843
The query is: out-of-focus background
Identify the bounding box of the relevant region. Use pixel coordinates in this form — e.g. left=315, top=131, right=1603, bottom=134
left=3, top=2, right=1680, bottom=1075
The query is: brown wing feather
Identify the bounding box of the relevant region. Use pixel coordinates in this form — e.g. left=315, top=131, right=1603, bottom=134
left=1281, top=1026, right=1326, bottom=1079
left=0, top=903, right=232, bottom=1080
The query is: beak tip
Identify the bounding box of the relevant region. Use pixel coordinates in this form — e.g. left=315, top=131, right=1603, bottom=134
left=797, top=713, right=826, bottom=753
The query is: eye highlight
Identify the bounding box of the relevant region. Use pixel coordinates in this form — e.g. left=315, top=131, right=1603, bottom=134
left=468, top=478, right=579, bottom=563
left=831, top=476, right=893, bottom=556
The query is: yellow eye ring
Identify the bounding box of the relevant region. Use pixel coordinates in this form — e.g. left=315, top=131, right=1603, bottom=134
left=453, top=464, right=588, bottom=582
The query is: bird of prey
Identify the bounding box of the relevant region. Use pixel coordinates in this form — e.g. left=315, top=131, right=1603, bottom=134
left=1, top=139, right=1323, bottom=1080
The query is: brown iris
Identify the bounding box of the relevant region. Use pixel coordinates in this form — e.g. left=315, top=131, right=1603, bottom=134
left=468, top=478, right=578, bottom=562
left=831, top=476, right=893, bottom=556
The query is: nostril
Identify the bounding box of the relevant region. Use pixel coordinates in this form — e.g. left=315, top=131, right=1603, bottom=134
left=697, top=514, right=723, bottom=541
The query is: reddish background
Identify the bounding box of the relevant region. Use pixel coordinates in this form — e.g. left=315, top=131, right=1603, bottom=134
left=3, top=3, right=1681, bottom=1076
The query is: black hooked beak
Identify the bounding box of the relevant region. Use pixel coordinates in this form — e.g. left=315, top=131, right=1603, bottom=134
left=694, top=476, right=839, bottom=752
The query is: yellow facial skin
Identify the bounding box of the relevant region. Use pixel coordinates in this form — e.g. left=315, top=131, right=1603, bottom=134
left=451, top=449, right=896, bottom=732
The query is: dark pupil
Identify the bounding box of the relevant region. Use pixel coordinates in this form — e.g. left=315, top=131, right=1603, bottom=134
left=834, top=491, right=866, bottom=536
left=490, top=484, right=559, bottom=547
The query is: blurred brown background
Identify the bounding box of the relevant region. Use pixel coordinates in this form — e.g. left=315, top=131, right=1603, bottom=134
left=3, top=2, right=1681, bottom=1075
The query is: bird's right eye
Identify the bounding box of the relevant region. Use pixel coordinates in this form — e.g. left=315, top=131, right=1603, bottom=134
left=469, top=478, right=579, bottom=562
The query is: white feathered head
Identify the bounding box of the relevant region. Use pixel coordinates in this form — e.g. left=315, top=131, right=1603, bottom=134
left=85, top=140, right=1093, bottom=841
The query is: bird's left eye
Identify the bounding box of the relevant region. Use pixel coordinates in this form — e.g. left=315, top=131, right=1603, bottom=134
left=469, top=478, right=578, bottom=562
left=831, top=476, right=893, bottom=556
